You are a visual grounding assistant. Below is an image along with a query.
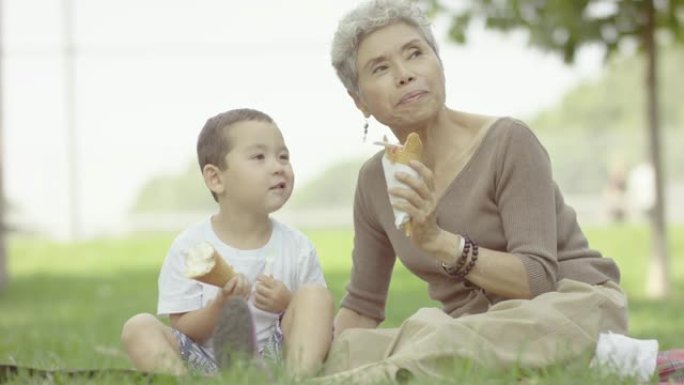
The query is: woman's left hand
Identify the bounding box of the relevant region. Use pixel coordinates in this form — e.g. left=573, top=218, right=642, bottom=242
left=389, top=160, right=443, bottom=251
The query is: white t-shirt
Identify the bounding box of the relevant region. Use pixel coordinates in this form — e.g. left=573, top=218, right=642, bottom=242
left=157, top=217, right=326, bottom=350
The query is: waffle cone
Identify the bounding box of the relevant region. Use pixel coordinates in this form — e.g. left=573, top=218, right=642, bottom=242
left=194, top=252, right=237, bottom=287
left=386, top=132, right=423, bottom=165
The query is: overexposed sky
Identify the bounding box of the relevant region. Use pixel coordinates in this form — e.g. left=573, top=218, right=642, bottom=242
left=2, top=0, right=603, bottom=239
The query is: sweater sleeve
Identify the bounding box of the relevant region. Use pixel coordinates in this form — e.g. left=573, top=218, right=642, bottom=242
left=494, top=120, right=559, bottom=296
left=340, top=161, right=396, bottom=322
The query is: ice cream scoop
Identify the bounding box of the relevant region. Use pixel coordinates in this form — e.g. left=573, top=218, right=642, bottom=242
left=184, top=241, right=237, bottom=287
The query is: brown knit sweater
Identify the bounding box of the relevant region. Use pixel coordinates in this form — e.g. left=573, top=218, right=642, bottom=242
left=341, top=117, right=621, bottom=322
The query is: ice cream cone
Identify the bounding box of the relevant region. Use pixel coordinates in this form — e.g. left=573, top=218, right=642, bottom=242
left=184, top=242, right=237, bottom=287
left=383, top=133, right=423, bottom=237
left=193, top=252, right=237, bottom=287
left=386, top=132, right=423, bottom=165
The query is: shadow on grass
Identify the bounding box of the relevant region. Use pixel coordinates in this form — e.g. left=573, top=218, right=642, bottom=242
left=0, top=365, right=177, bottom=385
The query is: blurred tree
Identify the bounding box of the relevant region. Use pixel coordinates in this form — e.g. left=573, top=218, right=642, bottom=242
left=428, top=0, right=684, bottom=297
left=530, top=47, right=684, bottom=192
left=533, top=46, right=684, bottom=135
left=132, top=158, right=366, bottom=213
left=288, top=159, right=363, bottom=208
left=132, top=164, right=214, bottom=213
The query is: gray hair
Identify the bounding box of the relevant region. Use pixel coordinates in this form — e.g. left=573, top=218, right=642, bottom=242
left=331, top=0, right=439, bottom=96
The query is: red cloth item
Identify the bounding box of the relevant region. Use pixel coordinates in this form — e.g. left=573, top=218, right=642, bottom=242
left=658, top=349, right=684, bottom=384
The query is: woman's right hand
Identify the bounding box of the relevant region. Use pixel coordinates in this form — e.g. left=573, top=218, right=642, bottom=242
left=390, top=160, right=443, bottom=252
left=219, top=273, right=252, bottom=301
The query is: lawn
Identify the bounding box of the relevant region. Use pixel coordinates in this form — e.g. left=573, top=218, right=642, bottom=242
left=0, top=224, right=682, bottom=384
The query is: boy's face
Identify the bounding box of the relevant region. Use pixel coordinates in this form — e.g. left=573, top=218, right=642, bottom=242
left=215, top=120, right=294, bottom=214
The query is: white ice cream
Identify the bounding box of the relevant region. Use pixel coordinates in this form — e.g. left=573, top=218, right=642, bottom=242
left=184, top=241, right=216, bottom=278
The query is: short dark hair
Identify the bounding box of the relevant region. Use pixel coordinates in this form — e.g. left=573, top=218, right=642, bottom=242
left=197, top=108, right=274, bottom=201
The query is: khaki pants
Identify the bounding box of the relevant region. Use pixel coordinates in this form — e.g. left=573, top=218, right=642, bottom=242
left=311, top=279, right=628, bottom=384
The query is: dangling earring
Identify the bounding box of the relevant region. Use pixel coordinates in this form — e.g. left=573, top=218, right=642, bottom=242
left=363, top=118, right=369, bottom=142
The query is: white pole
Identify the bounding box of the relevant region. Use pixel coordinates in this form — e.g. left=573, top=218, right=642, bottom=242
left=63, top=0, right=80, bottom=240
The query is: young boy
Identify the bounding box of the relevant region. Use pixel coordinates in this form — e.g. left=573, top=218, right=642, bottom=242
left=121, top=108, right=334, bottom=378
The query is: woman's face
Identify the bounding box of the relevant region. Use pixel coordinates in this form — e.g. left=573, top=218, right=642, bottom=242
left=354, top=22, right=445, bottom=129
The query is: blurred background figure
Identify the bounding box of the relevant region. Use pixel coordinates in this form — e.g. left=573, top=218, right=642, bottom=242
left=627, top=162, right=656, bottom=222
left=604, top=160, right=629, bottom=223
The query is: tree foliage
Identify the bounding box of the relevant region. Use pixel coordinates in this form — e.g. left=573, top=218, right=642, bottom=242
left=131, top=159, right=365, bottom=213
left=429, top=0, right=684, bottom=62
left=532, top=45, right=684, bottom=133
left=288, top=159, right=363, bottom=208
left=132, top=164, right=213, bottom=213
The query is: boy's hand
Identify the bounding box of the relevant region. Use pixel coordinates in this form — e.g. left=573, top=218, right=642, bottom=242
left=220, top=273, right=252, bottom=301
left=254, top=275, right=292, bottom=314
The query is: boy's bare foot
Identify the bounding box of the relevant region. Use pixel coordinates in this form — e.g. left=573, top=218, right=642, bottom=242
left=213, top=297, right=257, bottom=369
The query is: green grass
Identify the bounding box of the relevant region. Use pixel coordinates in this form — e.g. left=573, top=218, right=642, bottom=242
left=0, top=224, right=682, bottom=384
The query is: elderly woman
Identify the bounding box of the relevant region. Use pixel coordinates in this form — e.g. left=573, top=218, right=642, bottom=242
left=316, top=0, right=630, bottom=383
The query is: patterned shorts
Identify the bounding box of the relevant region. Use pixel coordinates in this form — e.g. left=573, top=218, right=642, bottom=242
left=173, top=321, right=284, bottom=375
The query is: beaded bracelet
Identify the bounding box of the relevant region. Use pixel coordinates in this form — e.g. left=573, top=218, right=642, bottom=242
left=441, top=234, right=470, bottom=277
left=456, top=237, right=479, bottom=278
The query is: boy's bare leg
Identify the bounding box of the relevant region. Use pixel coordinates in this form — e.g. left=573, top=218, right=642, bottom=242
left=281, top=284, right=334, bottom=378
left=121, top=313, right=187, bottom=375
